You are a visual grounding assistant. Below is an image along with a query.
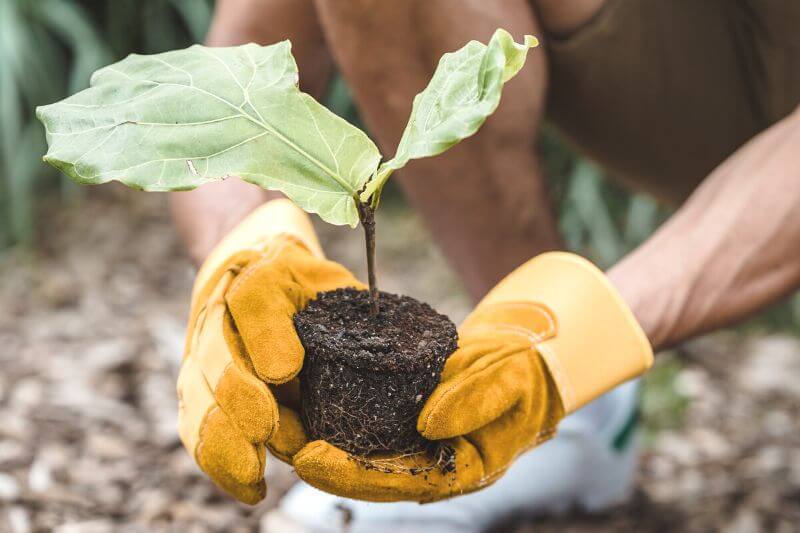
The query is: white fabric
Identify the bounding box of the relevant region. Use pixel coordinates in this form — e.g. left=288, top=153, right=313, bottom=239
left=262, top=380, right=641, bottom=533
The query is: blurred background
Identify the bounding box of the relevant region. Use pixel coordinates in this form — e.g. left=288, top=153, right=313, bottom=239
left=1, top=1, right=798, bottom=531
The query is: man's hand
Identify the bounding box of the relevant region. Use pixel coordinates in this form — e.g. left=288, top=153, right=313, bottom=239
left=288, top=304, right=564, bottom=502
left=177, top=199, right=363, bottom=503
left=290, top=252, right=653, bottom=502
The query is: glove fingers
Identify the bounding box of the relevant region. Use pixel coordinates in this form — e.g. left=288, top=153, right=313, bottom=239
left=226, top=242, right=306, bottom=384
left=211, top=354, right=280, bottom=444
left=463, top=403, right=559, bottom=480
left=288, top=246, right=366, bottom=295
left=266, top=380, right=309, bottom=463
left=226, top=240, right=363, bottom=384
left=177, top=355, right=267, bottom=503
left=267, top=403, right=309, bottom=462
left=292, top=438, right=485, bottom=503
left=419, top=350, right=530, bottom=440
left=439, top=334, right=521, bottom=380
left=205, top=469, right=267, bottom=506
left=191, top=273, right=280, bottom=443
left=196, top=406, right=269, bottom=502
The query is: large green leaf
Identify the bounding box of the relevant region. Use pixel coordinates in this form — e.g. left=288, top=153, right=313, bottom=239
left=361, top=29, right=537, bottom=205
left=37, top=42, right=381, bottom=226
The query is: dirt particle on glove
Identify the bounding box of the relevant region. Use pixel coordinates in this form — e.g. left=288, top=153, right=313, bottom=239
left=295, top=288, right=457, bottom=455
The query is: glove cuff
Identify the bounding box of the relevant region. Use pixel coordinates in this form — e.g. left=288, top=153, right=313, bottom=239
left=480, top=252, right=653, bottom=413
left=193, top=199, right=323, bottom=300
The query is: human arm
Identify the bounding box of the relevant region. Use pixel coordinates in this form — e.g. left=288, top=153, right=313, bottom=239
left=285, top=104, right=800, bottom=503
left=313, top=0, right=562, bottom=297
left=171, top=0, right=331, bottom=265
left=608, top=106, right=800, bottom=350
left=177, top=199, right=364, bottom=503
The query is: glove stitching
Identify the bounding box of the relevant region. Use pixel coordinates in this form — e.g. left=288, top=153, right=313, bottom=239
left=193, top=415, right=208, bottom=463
left=197, top=404, right=266, bottom=486
left=193, top=343, right=271, bottom=469
left=419, top=344, right=528, bottom=436
left=465, top=301, right=556, bottom=340
left=224, top=240, right=305, bottom=384
left=420, top=324, right=543, bottom=435
left=226, top=240, right=289, bottom=299
left=534, top=342, right=573, bottom=413
left=194, top=403, right=216, bottom=464
left=217, top=360, right=280, bottom=444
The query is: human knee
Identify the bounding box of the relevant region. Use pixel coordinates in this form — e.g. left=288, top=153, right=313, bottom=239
left=531, top=0, right=606, bottom=37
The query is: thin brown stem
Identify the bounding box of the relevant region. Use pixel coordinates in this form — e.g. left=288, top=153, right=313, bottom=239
left=357, top=201, right=379, bottom=316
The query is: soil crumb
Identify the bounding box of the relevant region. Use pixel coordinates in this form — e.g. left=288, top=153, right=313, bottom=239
left=295, top=288, right=457, bottom=455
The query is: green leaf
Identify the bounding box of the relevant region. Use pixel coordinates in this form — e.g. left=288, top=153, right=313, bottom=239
left=37, top=42, right=381, bottom=226
left=360, top=29, right=537, bottom=205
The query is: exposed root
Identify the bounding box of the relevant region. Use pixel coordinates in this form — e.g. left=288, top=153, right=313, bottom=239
left=347, top=441, right=457, bottom=477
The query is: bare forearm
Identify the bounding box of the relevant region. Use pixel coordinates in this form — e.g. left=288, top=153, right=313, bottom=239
left=314, top=0, right=561, bottom=299
left=171, top=0, right=331, bottom=265
left=608, top=107, right=800, bottom=350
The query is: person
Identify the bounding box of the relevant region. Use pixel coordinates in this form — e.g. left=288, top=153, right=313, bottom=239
left=172, top=1, right=800, bottom=531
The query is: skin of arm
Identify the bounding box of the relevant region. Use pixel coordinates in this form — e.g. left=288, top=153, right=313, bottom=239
left=313, top=0, right=563, bottom=298
left=174, top=0, right=601, bottom=279
left=608, top=105, right=800, bottom=351
left=316, top=0, right=800, bottom=351
left=170, top=0, right=331, bottom=265
left=173, top=0, right=800, bottom=355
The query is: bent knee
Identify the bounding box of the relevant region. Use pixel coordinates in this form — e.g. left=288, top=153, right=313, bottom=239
left=531, top=0, right=607, bottom=37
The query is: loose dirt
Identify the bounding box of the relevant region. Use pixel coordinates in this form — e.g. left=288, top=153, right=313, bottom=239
left=295, top=287, right=458, bottom=455
left=2, top=188, right=798, bottom=532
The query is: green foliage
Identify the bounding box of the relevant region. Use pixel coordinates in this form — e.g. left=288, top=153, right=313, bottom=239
left=640, top=354, right=690, bottom=441
left=0, top=0, right=213, bottom=247
left=539, top=126, right=670, bottom=269
left=1, top=0, right=105, bottom=245
left=38, top=29, right=536, bottom=227
left=7, top=2, right=800, bottom=333
left=38, top=42, right=381, bottom=227
left=363, top=31, right=538, bottom=206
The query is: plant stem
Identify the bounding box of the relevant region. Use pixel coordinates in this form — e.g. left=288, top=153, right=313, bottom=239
left=357, top=201, right=379, bottom=316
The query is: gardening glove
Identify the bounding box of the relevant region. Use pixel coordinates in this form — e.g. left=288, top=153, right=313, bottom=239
left=291, top=252, right=653, bottom=502
left=177, top=198, right=363, bottom=504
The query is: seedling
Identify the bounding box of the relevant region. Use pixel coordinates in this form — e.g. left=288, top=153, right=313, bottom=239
left=38, top=29, right=537, bottom=455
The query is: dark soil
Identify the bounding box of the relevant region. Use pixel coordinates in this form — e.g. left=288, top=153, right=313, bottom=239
left=294, top=287, right=458, bottom=455
left=7, top=189, right=800, bottom=531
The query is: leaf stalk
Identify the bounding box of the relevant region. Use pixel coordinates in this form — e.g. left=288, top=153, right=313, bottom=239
left=357, top=200, right=379, bottom=316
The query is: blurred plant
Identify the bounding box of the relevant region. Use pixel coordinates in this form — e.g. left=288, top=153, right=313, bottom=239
left=2, top=0, right=104, bottom=245
left=538, top=125, right=671, bottom=269
left=640, top=353, right=690, bottom=443
left=3, top=1, right=799, bottom=332
left=0, top=0, right=720, bottom=263
left=539, top=126, right=800, bottom=330
left=0, top=0, right=213, bottom=247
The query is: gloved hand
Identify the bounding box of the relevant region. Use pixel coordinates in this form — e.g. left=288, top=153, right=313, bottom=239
left=291, top=252, right=653, bottom=502
left=177, top=198, right=363, bottom=504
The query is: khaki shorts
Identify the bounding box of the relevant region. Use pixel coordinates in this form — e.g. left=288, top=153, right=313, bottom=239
left=545, top=0, right=800, bottom=202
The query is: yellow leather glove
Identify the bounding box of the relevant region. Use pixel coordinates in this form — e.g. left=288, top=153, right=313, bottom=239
left=176, top=199, right=363, bottom=504
left=291, top=252, right=653, bottom=502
